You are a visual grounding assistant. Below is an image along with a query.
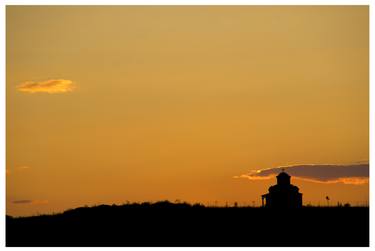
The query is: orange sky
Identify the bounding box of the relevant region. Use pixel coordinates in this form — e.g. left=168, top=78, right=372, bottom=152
left=6, top=6, right=368, bottom=216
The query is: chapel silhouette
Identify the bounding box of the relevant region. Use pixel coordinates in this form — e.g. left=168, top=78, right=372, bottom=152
left=261, top=170, right=302, bottom=208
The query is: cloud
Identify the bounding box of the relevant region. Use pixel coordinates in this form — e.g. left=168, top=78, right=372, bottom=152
left=12, top=200, right=32, bottom=204
left=6, top=166, right=31, bottom=176
left=32, top=200, right=49, bottom=205
left=17, top=166, right=31, bottom=170
left=236, top=163, right=369, bottom=185
left=13, top=200, right=48, bottom=205
left=17, top=79, right=75, bottom=94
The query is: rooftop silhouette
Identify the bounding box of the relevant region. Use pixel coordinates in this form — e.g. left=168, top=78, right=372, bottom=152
left=261, top=170, right=303, bottom=208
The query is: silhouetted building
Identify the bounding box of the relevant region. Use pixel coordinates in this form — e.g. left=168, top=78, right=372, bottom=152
left=261, top=171, right=302, bottom=208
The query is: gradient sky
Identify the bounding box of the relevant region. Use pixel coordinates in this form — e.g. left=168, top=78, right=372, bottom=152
left=6, top=6, right=368, bottom=216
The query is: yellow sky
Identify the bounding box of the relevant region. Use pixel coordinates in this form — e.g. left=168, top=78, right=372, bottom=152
left=6, top=6, right=368, bottom=216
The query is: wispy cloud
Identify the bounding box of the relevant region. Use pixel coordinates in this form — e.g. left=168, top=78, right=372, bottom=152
left=7, top=166, right=31, bottom=176
left=17, top=79, right=75, bottom=94
left=13, top=200, right=48, bottom=205
left=17, top=166, right=30, bottom=170
left=12, top=200, right=32, bottom=204
left=235, top=163, right=369, bottom=185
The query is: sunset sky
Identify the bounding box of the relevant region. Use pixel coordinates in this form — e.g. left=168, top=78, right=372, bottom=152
left=6, top=6, right=368, bottom=216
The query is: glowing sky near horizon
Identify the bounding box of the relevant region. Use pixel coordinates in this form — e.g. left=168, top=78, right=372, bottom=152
left=6, top=6, right=368, bottom=216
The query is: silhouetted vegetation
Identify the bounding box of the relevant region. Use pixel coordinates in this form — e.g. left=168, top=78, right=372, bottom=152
left=6, top=201, right=369, bottom=247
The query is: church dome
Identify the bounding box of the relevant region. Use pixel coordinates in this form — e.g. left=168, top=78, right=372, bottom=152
left=276, top=171, right=291, bottom=185
left=277, top=171, right=290, bottom=178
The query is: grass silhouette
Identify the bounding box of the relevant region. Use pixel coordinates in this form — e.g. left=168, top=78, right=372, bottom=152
left=6, top=201, right=369, bottom=247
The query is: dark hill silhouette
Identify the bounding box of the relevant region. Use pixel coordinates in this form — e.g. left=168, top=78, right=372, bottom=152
left=6, top=201, right=369, bottom=247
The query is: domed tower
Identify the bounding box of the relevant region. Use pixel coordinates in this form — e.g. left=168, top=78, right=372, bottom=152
left=261, top=170, right=302, bottom=208
left=276, top=171, right=291, bottom=186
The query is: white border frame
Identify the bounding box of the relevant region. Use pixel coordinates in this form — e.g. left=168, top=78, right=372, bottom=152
left=1, top=1, right=372, bottom=250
